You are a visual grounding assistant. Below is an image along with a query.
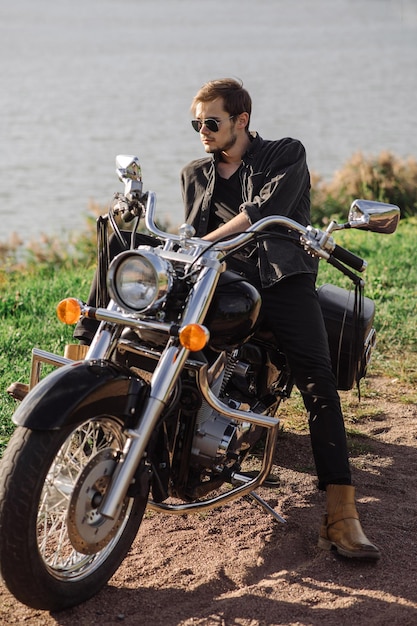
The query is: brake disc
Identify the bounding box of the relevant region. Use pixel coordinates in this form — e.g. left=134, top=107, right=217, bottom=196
left=67, top=448, right=129, bottom=555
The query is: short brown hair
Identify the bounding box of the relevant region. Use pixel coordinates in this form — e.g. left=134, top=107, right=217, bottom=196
left=191, top=78, right=252, bottom=128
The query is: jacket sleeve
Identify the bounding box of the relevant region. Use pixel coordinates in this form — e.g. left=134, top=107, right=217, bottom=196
left=180, top=162, right=201, bottom=225
left=240, top=138, right=311, bottom=225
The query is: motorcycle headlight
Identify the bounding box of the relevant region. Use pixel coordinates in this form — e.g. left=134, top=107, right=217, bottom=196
left=107, top=249, right=173, bottom=313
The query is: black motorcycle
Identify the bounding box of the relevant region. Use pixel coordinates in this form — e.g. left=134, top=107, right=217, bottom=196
left=0, top=155, right=400, bottom=610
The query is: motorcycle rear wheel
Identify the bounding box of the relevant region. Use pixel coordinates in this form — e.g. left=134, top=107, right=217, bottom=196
left=0, top=417, right=149, bottom=611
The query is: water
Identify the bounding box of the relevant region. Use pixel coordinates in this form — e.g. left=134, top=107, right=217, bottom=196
left=1, top=0, right=416, bottom=244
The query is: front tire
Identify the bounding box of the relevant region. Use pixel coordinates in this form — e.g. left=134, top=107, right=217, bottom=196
left=0, top=417, right=149, bottom=611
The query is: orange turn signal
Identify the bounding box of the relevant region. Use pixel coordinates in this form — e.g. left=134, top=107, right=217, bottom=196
left=178, top=324, right=210, bottom=351
left=56, top=298, right=82, bottom=325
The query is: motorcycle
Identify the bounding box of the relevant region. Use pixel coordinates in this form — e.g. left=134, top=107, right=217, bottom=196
left=0, top=155, right=400, bottom=611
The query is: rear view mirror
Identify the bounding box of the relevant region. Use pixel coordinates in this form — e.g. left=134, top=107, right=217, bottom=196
left=116, top=154, right=143, bottom=200
left=348, top=199, right=400, bottom=234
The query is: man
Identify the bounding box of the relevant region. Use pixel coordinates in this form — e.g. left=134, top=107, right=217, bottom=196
left=181, top=77, right=379, bottom=560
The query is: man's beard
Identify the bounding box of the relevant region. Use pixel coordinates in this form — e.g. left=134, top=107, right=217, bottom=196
left=211, top=132, right=237, bottom=155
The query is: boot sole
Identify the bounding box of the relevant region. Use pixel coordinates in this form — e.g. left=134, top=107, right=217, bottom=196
left=318, top=536, right=380, bottom=560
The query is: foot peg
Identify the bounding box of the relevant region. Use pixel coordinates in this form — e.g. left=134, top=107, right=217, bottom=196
left=6, top=382, right=29, bottom=401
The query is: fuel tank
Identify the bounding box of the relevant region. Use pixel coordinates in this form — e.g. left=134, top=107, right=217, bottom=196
left=204, top=271, right=262, bottom=351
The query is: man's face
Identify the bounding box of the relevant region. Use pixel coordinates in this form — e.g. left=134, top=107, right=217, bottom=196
left=194, top=99, right=237, bottom=155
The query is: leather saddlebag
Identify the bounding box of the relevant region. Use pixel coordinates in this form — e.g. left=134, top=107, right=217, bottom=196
left=318, top=283, right=376, bottom=390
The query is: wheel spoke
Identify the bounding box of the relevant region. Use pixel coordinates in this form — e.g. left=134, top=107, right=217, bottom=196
left=36, top=418, right=127, bottom=576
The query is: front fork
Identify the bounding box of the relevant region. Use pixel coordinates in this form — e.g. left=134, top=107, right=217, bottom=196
left=96, top=263, right=223, bottom=520
left=99, top=343, right=190, bottom=519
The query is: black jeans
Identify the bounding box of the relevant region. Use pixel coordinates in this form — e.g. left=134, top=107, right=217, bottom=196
left=260, top=273, right=351, bottom=489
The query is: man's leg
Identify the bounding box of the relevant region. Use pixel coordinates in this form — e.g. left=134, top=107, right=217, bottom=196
left=260, top=274, right=380, bottom=559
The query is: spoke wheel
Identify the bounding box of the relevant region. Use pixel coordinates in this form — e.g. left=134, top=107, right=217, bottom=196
left=0, top=417, right=149, bottom=610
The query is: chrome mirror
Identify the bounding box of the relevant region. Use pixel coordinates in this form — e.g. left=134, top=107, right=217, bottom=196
left=348, top=199, right=400, bottom=234
left=116, top=154, right=143, bottom=199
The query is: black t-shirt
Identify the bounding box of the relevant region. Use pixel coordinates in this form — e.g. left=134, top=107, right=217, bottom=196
left=209, top=166, right=259, bottom=282
left=208, top=166, right=243, bottom=232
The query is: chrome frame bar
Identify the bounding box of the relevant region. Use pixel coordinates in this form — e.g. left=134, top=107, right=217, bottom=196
left=29, top=348, right=72, bottom=390
left=147, top=420, right=279, bottom=516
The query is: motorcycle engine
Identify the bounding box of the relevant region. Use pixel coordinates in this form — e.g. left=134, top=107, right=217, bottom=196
left=191, top=409, right=253, bottom=469
left=190, top=356, right=262, bottom=470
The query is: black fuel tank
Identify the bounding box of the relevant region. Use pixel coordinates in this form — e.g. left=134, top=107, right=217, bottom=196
left=204, top=271, right=262, bottom=351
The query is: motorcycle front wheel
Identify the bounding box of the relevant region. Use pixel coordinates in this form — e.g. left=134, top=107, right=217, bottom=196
left=0, top=416, right=149, bottom=611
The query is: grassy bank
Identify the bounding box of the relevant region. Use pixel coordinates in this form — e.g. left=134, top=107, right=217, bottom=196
left=0, top=264, right=95, bottom=450
left=0, top=218, right=416, bottom=455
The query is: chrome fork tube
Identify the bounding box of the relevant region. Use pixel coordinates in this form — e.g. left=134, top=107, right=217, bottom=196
left=99, top=343, right=189, bottom=519
left=85, top=301, right=120, bottom=359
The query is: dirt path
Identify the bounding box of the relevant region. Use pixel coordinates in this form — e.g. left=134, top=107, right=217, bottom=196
left=1, top=375, right=417, bottom=625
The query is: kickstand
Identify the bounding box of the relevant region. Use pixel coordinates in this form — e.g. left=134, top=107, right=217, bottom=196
left=246, top=491, right=286, bottom=524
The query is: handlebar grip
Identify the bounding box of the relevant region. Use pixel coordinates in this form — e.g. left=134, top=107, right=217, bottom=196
left=331, top=244, right=367, bottom=272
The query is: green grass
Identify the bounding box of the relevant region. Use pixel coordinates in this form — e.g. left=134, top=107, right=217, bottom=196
left=0, top=265, right=95, bottom=451
left=0, top=218, right=416, bottom=456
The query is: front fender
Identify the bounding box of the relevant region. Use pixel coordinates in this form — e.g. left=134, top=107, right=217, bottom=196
left=13, top=360, right=146, bottom=430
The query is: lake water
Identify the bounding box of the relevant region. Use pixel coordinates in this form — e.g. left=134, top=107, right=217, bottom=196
left=1, top=0, right=416, bottom=244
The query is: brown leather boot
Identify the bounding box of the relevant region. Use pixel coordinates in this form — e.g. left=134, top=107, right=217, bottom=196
left=64, top=344, right=89, bottom=360
left=318, top=484, right=380, bottom=559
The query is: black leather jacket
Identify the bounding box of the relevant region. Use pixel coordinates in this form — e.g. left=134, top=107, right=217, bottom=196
left=180, top=132, right=318, bottom=288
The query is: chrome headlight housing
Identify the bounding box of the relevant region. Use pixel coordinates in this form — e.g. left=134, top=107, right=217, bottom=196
left=107, top=249, right=173, bottom=313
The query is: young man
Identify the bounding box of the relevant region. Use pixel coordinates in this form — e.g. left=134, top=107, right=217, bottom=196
left=181, top=77, right=379, bottom=560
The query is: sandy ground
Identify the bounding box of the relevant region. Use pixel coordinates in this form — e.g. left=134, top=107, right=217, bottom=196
left=1, top=374, right=417, bottom=626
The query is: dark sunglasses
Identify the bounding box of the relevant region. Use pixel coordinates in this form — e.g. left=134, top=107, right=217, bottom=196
left=191, top=116, right=235, bottom=133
